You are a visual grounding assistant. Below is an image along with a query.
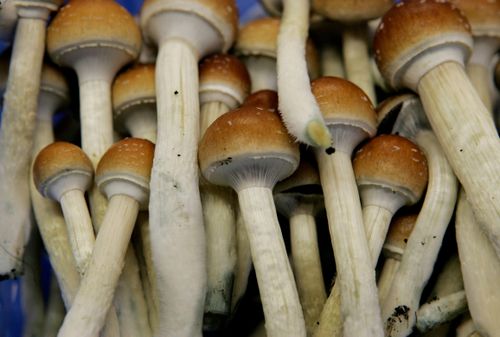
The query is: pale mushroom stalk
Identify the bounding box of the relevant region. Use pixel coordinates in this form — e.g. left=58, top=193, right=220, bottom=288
left=467, top=41, right=497, bottom=112
left=319, top=45, right=344, bottom=78
left=140, top=2, right=238, bottom=334
left=456, top=189, right=500, bottom=336
left=311, top=77, right=382, bottom=337
left=373, top=0, right=500, bottom=261
left=244, top=56, right=278, bottom=92
left=58, top=138, right=154, bottom=337
left=123, top=108, right=157, bottom=142
left=0, top=0, right=58, bottom=278
left=277, top=0, right=331, bottom=147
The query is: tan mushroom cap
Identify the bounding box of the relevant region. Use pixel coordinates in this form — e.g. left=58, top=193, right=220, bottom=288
left=199, top=53, right=251, bottom=106
left=112, top=64, right=156, bottom=118
left=311, top=76, right=378, bottom=135
left=141, top=0, right=238, bottom=52
left=40, top=63, right=70, bottom=102
left=47, top=0, right=142, bottom=64
left=384, top=213, right=418, bottom=256
left=450, top=0, right=500, bottom=38
left=96, top=137, right=155, bottom=192
left=33, top=142, right=93, bottom=198
left=353, top=134, right=428, bottom=204
left=241, top=90, right=279, bottom=111
left=373, top=0, right=473, bottom=89
left=199, top=105, right=300, bottom=188
left=312, top=0, right=392, bottom=22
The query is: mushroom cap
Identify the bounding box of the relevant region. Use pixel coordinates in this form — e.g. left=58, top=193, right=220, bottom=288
left=450, top=0, right=500, bottom=38
left=383, top=213, right=418, bottom=258
left=47, top=0, right=142, bottom=65
left=199, top=105, right=300, bottom=190
left=96, top=138, right=154, bottom=208
left=33, top=142, right=94, bottom=201
left=140, top=0, right=238, bottom=53
left=311, top=76, right=378, bottom=135
left=353, top=134, right=428, bottom=205
left=241, top=90, right=279, bottom=110
left=112, top=63, right=156, bottom=121
left=40, top=63, right=70, bottom=103
left=373, top=0, right=473, bottom=90
left=312, top=0, right=392, bottom=22
left=199, top=53, right=251, bottom=108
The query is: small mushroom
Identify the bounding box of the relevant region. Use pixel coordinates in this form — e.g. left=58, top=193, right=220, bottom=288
left=456, top=189, right=500, bottom=336
left=374, top=0, right=500, bottom=259
left=199, top=105, right=305, bottom=337
left=57, top=138, right=154, bottom=337
left=274, top=155, right=326, bottom=336
left=310, top=77, right=382, bottom=337
left=0, top=0, right=61, bottom=278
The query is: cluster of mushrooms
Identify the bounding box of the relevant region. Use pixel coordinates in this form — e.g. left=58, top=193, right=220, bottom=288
left=0, top=0, right=499, bottom=336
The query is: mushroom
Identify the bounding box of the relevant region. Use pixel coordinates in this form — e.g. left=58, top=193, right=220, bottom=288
left=140, top=1, right=238, bottom=335
left=373, top=0, right=500, bottom=260
left=112, top=63, right=157, bottom=143
left=377, top=213, right=417, bottom=304
left=274, top=155, right=327, bottom=336
left=199, top=105, right=306, bottom=337
left=0, top=0, right=61, bottom=278
left=377, top=94, right=458, bottom=337
left=451, top=0, right=500, bottom=113
left=57, top=138, right=154, bottom=337
left=235, top=18, right=319, bottom=93
left=312, top=0, right=393, bottom=104
left=353, top=134, right=428, bottom=264
left=275, top=0, right=331, bottom=148
left=0, top=0, right=17, bottom=54
left=33, top=142, right=95, bottom=276
left=456, top=189, right=500, bottom=336
left=310, top=77, right=382, bottom=337
left=198, top=53, right=250, bottom=329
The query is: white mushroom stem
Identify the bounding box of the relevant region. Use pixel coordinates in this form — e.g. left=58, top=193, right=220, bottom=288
left=289, top=206, right=326, bottom=335
left=244, top=56, right=278, bottom=93
left=231, top=208, right=253, bottom=311
left=416, top=290, right=467, bottom=333
left=238, top=187, right=305, bottom=337
left=200, top=101, right=230, bottom=135
left=277, top=0, right=331, bottom=148
left=319, top=45, right=345, bottom=78
left=342, top=25, right=376, bottom=104
left=149, top=38, right=205, bottom=337
left=316, top=149, right=383, bottom=337
left=456, top=190, right=500, bottom=336
left=378, top=259, right=400, bottom=304
left=123, top=106, right=157, bottom=143
left=418, top=61, right=500, bottom=259
left=58, top=195, right=140, bottom=337
left=312, top=284, right=342, bottom=337
left=0, top=5, right=51, bottom=277
left=381, top=130, right=458, bottom=337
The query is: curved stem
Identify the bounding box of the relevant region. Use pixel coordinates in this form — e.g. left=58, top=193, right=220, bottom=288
left=149, top=39, right=205, bottom=337
left=316, top=150, right=383, bottom=337
left=381, top=130, right=458, bottom=337
left=363, top=205, right=397, bottom=265
left=418, top=62, right=500, bottom=260
left=238, top=186, right=306, bottom=337
left=290, top=208, right=326, bottom=336
left=342, top=24, right=376, bottom=105
left=456, top=190, right=500, bottom=336
left=0, top=10, right=49, bottom=277
left=58, top=195, right=139, bottom=337
left=416, top=290, right=467, bottom=333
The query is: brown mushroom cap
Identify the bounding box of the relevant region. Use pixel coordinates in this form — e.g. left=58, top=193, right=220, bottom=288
left=373, top=0, right=473, bottom=90
left=311, top=76, right=378, bottom=135
left=353, top=134, right=428, bottom=205
left=140, top=0, right=238, bottom=53
left=241, top=90, right=279, bottom=111
left=112, top=63, right=156, bottom=120
left=96, top=138, right=154, bottom=207
left=199, top=53, right=251, bottom=108
left=199, top=105, right=300, bottom=190
left=47, top=0, right=142, bottom=64
left=33, top=142, right=93, bottom=200
left=450, top=0, right=500, bottom=38
left=40, top=63, right=70, bottom=103
left=383, top=213, right=418, bottom=258
left=312, top=0, right=392, bottom=22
